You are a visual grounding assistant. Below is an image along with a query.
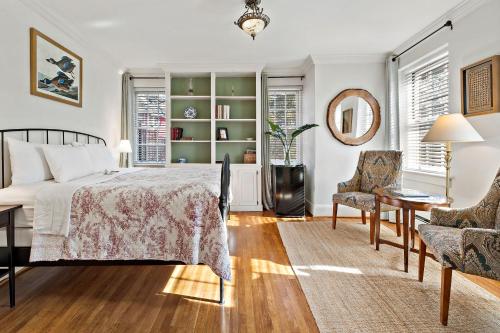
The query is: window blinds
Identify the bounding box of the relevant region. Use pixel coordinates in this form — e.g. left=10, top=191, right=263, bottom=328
left=268, top=88, right=302, bottom=162
left=404, top=55, right=449, bottom=174
left=133, top=90, right=166, bottom=164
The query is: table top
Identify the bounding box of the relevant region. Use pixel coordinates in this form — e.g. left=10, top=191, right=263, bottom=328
left=374, top=187, right=452, bottom=207
left=0, top=205, right=22, bottom=214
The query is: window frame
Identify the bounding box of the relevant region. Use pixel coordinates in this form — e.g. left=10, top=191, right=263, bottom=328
left=267, top=86, right=303, bottom=164
left=132, top=87, right=167, bottom=166
left=399, top=50, right=450, bottom=176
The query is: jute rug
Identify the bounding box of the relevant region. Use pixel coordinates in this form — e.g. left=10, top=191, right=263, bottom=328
left=277, top=221, right=500, bottom=333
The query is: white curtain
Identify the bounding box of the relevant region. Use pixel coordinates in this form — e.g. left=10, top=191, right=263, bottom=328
left=385, top=56, right=400, bottom=151
left=261, top=74, right=274, bottom=210
left=120, top=73, right=133, bottom=167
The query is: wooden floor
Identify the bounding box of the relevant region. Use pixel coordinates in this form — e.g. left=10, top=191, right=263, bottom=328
left=0, top=212, right=498, bottom=332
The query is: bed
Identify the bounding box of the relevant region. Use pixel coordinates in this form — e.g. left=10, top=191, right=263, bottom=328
left=0, top=128, right=231, bottom=306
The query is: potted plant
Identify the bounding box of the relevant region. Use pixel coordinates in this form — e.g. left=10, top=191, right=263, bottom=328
left=265, top=120, right=318, bottom=216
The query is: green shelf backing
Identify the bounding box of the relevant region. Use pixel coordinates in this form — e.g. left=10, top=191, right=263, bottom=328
left=171, top=100, right=211, bottom=119
left=216, top=142, right=256, bottom=164
left=171, top=77, right=211, bottom=96
left=170, top=121, right=211, bottom=140
left=215, top=99, right=256, bottom=119
left=171, top=142, right=211, bottom=163
left=216, top=77, right=256, bottom=96
left=215, top=122, right=256, bottom=140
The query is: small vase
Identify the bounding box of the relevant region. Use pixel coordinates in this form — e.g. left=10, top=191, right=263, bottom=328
left=284, top=149, right=291, bottom=166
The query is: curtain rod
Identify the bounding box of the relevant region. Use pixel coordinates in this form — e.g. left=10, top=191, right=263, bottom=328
left=129, top=76, right=164, bottom=80
left=392, top=20, right=453, bottom=62
left=267, top=75, right=305, bottom=80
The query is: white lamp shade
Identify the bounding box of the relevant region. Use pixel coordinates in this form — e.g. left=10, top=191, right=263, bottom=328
left=421, top=113, right=484, bottom=143
left=118, top=140, right=132, bottom=153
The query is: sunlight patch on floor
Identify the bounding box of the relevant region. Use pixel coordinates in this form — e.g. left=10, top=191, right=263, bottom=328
left=293, top=265, right=363, bottom=277
left=250, top=258, right=295, bottom=279
left=161, top=257, right=237, bottom=306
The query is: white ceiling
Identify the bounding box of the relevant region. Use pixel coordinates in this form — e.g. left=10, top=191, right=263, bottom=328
left=29, top=0, right=464, bottom=70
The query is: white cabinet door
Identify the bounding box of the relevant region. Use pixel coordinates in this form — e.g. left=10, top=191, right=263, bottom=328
left=230, top=167, right=261, bottom=211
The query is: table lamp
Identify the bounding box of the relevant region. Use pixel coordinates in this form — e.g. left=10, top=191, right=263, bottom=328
left=421, top=113, right=483, bottom=199
left=118, top=139, right=132, bottom=167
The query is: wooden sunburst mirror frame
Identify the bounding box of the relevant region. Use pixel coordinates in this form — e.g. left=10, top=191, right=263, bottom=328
left=327, top=89, right=381, bottom=146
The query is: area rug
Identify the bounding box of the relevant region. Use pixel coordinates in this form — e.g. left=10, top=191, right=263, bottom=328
left=277, top=221, right=500, bottom=333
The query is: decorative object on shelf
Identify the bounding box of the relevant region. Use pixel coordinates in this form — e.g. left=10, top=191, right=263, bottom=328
left=234, top=0, right=270, bottom=40
left=422, top=113, right=484, bottom=199
left=30, top=28, right=82, bottom=107
left=171, top=127, right=183, bottom=140
left=217, top=127, right=229, bottom=140
left=180, top=137, right=193, bottom=141
left=231, top=85, right=235, bottom=96
left=187, top=78, right=194, bottom=96
left=245, top=137, right=254, bottom=141
left=265, top=119, right=318, bottom=166
left=461, top=55, right=499, bottom=117
left=183, top=106, right=198, bottom=119
left=118, top=140, right=132, bottom=168
left=327, top=89, right=381, bottom=146
left=177, top=157, right=188, bottom=163
left=244, top=148, right=257, bottom=164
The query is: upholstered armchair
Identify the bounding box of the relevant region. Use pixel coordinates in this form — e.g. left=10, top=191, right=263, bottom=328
left=418, top=169, right=500, bottom=325
left=332, top=151, right=403, bottom=244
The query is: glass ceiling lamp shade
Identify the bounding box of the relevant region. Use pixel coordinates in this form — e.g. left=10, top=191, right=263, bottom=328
left=421, top=113, right=484, bottom=199
left=235, top=0, right=270, bottom=40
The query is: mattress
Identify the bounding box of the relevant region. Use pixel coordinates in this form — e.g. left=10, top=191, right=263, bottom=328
left=0, top=180, right=54, bottom=228
left=0, top=228, right=33, bottom=247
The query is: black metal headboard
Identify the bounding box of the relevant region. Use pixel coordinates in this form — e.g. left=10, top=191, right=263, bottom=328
left=1, top=128, right=106, bottom=189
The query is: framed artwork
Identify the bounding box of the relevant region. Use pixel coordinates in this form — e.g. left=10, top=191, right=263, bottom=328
left=461, top=55, right=499, bottom=117
left=30, top=28, right=83, bottom=107
left=342, top=108, right=353, bottom=134
left=217, top=127, right=229, bottom=140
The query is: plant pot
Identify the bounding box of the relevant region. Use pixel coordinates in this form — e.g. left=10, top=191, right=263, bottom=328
left=272, top=164, right=305, bottom=217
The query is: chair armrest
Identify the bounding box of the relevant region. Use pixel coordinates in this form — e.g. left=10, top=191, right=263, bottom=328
left=429, top=207, right=478, bottom=228
left=461, top=228, right=500, bottom=279
left=338, top=179, right=358, bottom=193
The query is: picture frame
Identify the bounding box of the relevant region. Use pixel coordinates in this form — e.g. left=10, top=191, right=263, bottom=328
left=217, top=127, right=229, bottom=141
left=342, top=108, right=353, bottom=134
left=30, top=27, right=83, bottom=107
left=461, top=55, right=499, bottom=117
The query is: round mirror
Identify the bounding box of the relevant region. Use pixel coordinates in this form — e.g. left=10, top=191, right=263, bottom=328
left=327, top=89, right=381, bottom=146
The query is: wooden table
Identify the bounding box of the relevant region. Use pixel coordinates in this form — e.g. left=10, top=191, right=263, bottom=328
left=374, top=188, right=451, bottom=273
left=0, top=205, right=22, bottom=307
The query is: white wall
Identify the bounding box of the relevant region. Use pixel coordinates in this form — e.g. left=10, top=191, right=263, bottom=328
left=397, top=0, right=500, bottom=208
left=0, top=0, right=122, bottom=150
left=306, top=62, right=387, bottom=216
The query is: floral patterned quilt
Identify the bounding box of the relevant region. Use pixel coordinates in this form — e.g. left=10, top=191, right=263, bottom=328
left=30, top=167, right=231, bottom=280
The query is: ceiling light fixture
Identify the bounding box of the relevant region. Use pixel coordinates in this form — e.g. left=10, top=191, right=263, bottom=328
left=234, top=0, right=270, bottom=40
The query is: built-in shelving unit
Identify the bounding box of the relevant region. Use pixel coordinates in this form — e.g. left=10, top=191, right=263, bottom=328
left=162, top=65, right=263, bottom=211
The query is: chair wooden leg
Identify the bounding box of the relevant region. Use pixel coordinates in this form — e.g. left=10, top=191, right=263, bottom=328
left=418, top=238, right=427, bottom=282
left=440, top=267, right=453, bottom=326
left=395, top=210, right=401, bottom=237
left=369, top=213, right=375, bottom=245
left=361, top=211, right=366, bottom=224
left=332, top=203, right=338, bottom=230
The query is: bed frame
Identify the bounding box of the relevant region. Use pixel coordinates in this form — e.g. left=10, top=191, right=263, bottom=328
left=0, top=128, right=230, bottom=306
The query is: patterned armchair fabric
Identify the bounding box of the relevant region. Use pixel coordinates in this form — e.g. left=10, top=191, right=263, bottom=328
left=418, top=169, right=500, bottom=281
left=333, top=151, right=402, bottom=213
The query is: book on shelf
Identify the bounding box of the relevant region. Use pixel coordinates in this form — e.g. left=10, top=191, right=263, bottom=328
left=391, top=189, right=430, bottom=198
left=216, top=105, right=231, bottom=119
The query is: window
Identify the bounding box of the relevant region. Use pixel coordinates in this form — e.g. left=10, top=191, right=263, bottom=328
left=133, top=89, right=166, bottom=165
left=268, top=88, right=302, bottom=163
left=402, top=54, right=449, bottom=174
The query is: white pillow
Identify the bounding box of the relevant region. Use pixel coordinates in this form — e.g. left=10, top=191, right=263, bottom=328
left=83, top=144, right=116, bottom=172
left=7, top=138, right=53, bottom=185
left=42, top=145, right=94, bottom=182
